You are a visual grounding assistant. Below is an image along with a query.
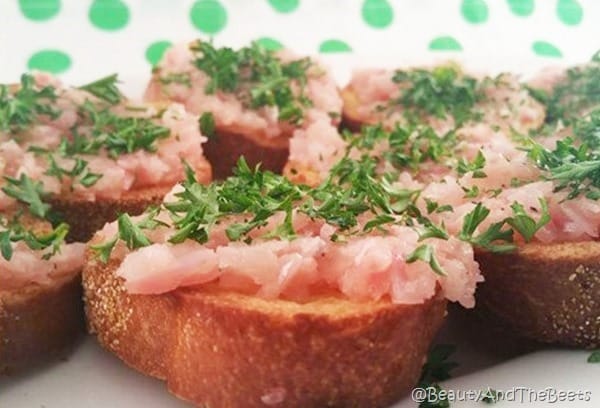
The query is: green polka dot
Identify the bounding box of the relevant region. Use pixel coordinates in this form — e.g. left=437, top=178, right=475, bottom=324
left=361, top=0, right=393, bottom=29
left=145, top=41, right=172, bottom=66
left=190, top=0, right=227, bottom=34
left=557, top=0, right=582, bottom=26
left=319, top=39, right=352, bottom=53
left=461, top=0, right=489, bottom=24
left=256, top=37, right=284, bottom=51
left=429, top=36, right=463, bottom=51
left=507, top=0, right=534, bottom=17
left=89, top=0, right=130, bottom=31
left=28, top=49, right=71, bottom=73
left=19, top=0, right=60, bottom=21
left=532, top=41, right=563, bottom=58
left=267, top=0, right=299, bottom=13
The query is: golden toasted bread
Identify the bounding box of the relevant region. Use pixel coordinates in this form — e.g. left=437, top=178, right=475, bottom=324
left=341, top=86, right=374, bottom=132
left=83, top=242, right=447, bottom=408
left=48, top=186, right=171, bottom=243
left=475, top=241, right=600, bottom=348
left=0, top=214, right=84, bottom=374
left=202, top=128, right=289, bottom=179
left=0, top=271, right=83, bottom=374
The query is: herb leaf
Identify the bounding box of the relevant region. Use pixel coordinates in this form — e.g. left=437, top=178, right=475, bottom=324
left=79, top=74, right=123, bottom=105
left=191, top=41, right=313, bottom=124
left=2, top=174, right=50, bottom=218
left=406, top=244, right=447, bottom=276
left=0, top=74, right=59, bottom=132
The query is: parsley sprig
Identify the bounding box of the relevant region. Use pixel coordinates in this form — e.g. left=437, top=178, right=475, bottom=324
left=79, top=74, right=123, bottom=105
left=342, top=124, right=457, bottom=173
left=541, top=58, right=600, bottom=123
left=0, top=213, right=69, bottom=261
left=459, top=200, right=550, bottom=252
left=416, top=344, right=458, bottom=408
left=190, top=41, right=313, bottom=124
left=389, top=65, right=483, bottom=126
left=528, top=112, right=600, bottom=200
left=0, top=74, right=60, bottom=132
left=62, top=101, right=171, bottom=159
left=1, top=174, right=50, bottom=219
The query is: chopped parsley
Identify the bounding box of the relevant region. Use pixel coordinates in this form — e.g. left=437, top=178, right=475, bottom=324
left=542, top=59, right=600, bottom=123
left=62, top=101, right=171, bottom=159
left=389, top=65, right=483, bottom=126
left=457, top=150, right=487, bottom=178
left=79, top=74, right=123, bottom=105
left=459, top=199, right=550, bottom=252
left=199, top=112, right=216, bottom=139
left=528, top=132, right=600, bottom=200
left=1, top=174, right=50, bottom=219
left=588, top=350, right=600, bottom=363
left=0, top=74, right=60, bottom=132
left=190, top=41, right=313, bottom=124
left=93, top=157, right=451, bottom=274
left=0, top=213, right=69, bottom=261
left=416, top=344, right=458, bottom=408
left=341, top=124, right=457, bottom=173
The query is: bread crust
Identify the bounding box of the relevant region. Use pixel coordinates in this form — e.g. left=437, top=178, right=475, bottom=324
left=475, top=241, right=600, bottom=348
left=0, top=269, right=83, bottom=374
left=341, top=86, right=373, bottom=132
left=83, top=245, right=447, bottom=408
left=48, top=186, right=178, bottom=243
left=203, top=129, right=289, bottom=179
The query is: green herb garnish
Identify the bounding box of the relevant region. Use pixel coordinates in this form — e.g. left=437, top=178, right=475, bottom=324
left=588, top=350, right=600, bottom=363
left=457, top=150, right=487, bottom=178
left=61, top=100, right=170, bottom=158
left=79, top=74, right=123, bottom=105
left=199, top=112, right=216, bottom=139
left=416, top=344, right=458, bottom=408
left=1, top=174, right=50, bottom=219
left=390, top=65, right=483, bottom=125
left=0, top=214, right=69, bottom=261
left=191, top=41, right=313, bottom=124
left=0, top=74, right=60, bottom=132
left=406, top=244, right=446, bottom=275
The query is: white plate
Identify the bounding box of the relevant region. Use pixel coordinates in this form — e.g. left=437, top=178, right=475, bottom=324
left=1, top=314, right=598, bottom=407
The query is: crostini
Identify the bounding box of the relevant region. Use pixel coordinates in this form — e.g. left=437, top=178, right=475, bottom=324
left=145, top=40, right=342, bottom=178
left=342, top=63, right=545, bottom=134
left=294, top=88, right=600, bottom=349
left=0, top=210, right=85, bottom=373
left=84, top=158, right=483, bottom=407
left=0, top=73, right=212, bottom=241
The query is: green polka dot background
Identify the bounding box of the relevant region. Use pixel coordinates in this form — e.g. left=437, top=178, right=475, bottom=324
left=2, top=0, right=599, bottom=80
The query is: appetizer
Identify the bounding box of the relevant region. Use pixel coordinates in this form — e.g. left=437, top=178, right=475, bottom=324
left=84, top=158, right=482, bottom=407
left=0, top=210, right=85, bottom=373
left=0, top=73, right=211, bottom=241
left=145, top=40, right=342, bottom=178
left=342, top=63, right=545, bottom=135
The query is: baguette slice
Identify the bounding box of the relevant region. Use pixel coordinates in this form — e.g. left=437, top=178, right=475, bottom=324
left=0, top=270, right=83, bottom=374
left=341, top=86, right=372, bottom=132
left=475, top=241, right=600, bottom=348
left=0, top=214, right=84, bottom=374
left=48, top=186, right=169, bottom=243
left=83, top=244, right=447, bottom=408
left=201, top=127, right=289, bottom=180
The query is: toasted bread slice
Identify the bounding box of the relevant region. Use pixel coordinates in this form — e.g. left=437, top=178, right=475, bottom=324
left=341, top=86, right=372, bottom=132
left=47, top=186, right=171, bottom=243
left=475, top=241, right=600, bottom=348
left=0, top=270, right=83, bottom=374
left=83, top=245, right=447, bottom=408
left=0, top=213, right=84, bottom=373
left=202, top=128, right=289, bottom=179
